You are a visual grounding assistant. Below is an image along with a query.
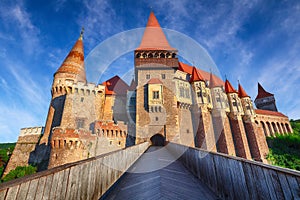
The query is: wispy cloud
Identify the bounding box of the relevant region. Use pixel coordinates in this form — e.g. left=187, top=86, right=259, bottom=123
left=0, top=1, right=41, bottom=55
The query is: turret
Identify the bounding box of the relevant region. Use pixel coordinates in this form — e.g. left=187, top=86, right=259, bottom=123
left=40, top=30, right=87, bottom=145
left=224, top=79, right=244, bottom=116
left=190, top=67, right=212, bottom=108
left=209, top=73, right=229, bottom=111
left=238, top=82, right=255, bottom=117
left=254, top=83, right=278, bottom=111
left=134, top=11, right=178, bottom=71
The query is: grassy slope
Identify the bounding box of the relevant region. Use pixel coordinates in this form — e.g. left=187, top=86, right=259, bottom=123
left=0, top=143, right=16, bottom=177
left=266, top=120, right=300, bottom=171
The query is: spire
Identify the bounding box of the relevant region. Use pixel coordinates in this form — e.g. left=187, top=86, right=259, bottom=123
left=55, top=30, right=86, bottom=83
left=128, top=79, right=137, bottom=91
left=255, top=82, right=273, bottom=100
left=190, top=67, right=204, bottom=82
left=209, top=72, right=222, bottom=88
left=136, top=11, right=175, bottom=50
left=238, top=83, right=249, bottom=98
left=224, top=79, right=237, bottom=94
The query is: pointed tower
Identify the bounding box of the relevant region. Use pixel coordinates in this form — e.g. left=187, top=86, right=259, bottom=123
left=41, top=31, right=87, bottom=145
left=225, top=79, right=244, bottom=115
left=134, top=12, right=183, bottom=145
left=224, top=79, right=251, bottom=160
left=238, top=83, right=254, bottom=116
left=190, top=67, right=215, bottom=150
left=135, top=11, right=178, bottom=71
left=238, top=82, right=269, bottom=162
left=208, top=74, right=235, bottom=155
left=254, top=83, right=277, bottom=111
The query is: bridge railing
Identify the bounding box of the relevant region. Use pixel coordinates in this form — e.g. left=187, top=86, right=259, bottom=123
left=0, top=142, right=149, bottom=200
left=166, top=142, right=300, bottom=200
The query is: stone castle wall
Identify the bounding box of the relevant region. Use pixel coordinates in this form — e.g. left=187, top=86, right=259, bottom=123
left=3, top=127, right=44, bottom=176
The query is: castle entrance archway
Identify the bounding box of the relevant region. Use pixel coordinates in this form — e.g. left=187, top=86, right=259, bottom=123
left=150, top=134, right=165, bottom=146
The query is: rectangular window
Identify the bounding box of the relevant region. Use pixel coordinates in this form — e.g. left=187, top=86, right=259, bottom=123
left=179, top=87, right=185, bottom=97
left=185, top=89, right=190, bottom=98
left=146, top=74, right=150, bottom=79
left=76, top=118, right=85, bottom=129
left=216, top=97, right=221, bottom=102
left=153, top=91, right=159, bottom=99
left=162, top=74, right=166, bottom=79
left=233, top=102, right=237, bottom=106
left=197, top=91, right=202, bottom=97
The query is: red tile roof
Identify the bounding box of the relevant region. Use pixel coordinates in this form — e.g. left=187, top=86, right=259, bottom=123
left=255, top=109, right=287, bottom=117
left=225, top=79, right=237, bottom=93
left=136, top=11, right=176, bottom=51
left=102, top=75, right=129, bottom=95
left=55, top=34, right=86, bottom=82
left=255, top=83, right=274, bottom=100
left=148, top=78, right=163, bottom=84
left=178, top=62, right=224, bottom=87
left=238, top=83, right=249, bottom=98
left=190, top=67, right=204, bottom=82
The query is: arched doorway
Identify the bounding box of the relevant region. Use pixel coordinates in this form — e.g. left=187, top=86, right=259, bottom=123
left=150, top=134, right=165, bottom=146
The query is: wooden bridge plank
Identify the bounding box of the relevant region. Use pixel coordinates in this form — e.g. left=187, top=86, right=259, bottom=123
left=41, top=174, right=53, bottom=200
left=34, top=176, right=46, bottom=200
left=277, top=172, right=293, bottom=200
left=15, top=181, right=29, bottom=200
left=103, top=146, right=217, bottom=200
left=5, top=185, right=19, bottom=200
left=25, top=179, right=38, bottom=200
left=251, top=165, right=271, bottom=200
left=241, top=162, right=259, bottom=200
left=285, top=175, right=300, bottom=199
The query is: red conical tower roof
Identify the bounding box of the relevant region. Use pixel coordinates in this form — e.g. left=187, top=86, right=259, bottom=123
left=55, top=31, right=86, bottom=83
left=225, top=79, right=237, bottom=93
left=136, top=12, right=175, bottom=50
left=209, top=72, right=223, bottom=88
left=190, top=67, right=204, bottom=82
left=238, top=83, right=249, bottom=98
left=255, top=82, right=273, bottom=100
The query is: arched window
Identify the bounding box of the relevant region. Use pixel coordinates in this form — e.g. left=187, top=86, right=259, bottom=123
left=136, top=53, right=141, bottom=58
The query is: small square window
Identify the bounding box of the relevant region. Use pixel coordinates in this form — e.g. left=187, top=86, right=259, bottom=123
left=155, top=117, right=159, bottom=121
left=162, top=74, right=166, bottom=79
left=146, top=74, right=150, bottom=79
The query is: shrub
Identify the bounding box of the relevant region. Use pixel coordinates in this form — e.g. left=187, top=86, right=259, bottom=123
left=2, top=165, right=37, bottom=182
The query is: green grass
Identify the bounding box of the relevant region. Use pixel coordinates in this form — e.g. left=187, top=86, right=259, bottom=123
left=266, top=119, right=300, bottom=171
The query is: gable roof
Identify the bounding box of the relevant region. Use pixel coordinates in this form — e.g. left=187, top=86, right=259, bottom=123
left=102, top=75, right=129, bottom=95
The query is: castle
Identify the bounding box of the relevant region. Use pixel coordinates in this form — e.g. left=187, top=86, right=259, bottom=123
left=4, top=12, right=292, bottom=175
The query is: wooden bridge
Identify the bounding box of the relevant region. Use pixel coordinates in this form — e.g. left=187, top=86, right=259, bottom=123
left=0, top=142, right=299, bottom=200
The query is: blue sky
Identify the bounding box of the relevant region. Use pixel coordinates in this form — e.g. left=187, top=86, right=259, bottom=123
left=0, top=0, right=299, bottom=142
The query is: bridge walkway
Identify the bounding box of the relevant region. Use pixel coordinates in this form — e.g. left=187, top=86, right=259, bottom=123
left=103, top=146, right=218, bottom=200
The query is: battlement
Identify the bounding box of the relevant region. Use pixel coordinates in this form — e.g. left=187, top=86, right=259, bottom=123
left=50, top=128, right=96, bottom=149
left=52, top=81, right=105, bottom=96
left=94, top=121, right=128, bottom=138
left=19, top=126, right=44, bottom=137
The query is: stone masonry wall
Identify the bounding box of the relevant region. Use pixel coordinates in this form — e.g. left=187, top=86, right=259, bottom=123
left=3, top=127, right=44, bottom=176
